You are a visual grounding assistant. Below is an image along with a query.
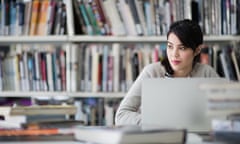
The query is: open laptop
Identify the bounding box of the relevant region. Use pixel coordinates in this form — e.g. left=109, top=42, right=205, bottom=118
left=141, top=78, right=229, bottom=133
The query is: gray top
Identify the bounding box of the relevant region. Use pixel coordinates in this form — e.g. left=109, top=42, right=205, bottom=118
left=115, top=62, right=219, bottom=126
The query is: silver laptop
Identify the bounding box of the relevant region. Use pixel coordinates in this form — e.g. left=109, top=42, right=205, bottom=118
left=141, top=78, right=228, bottom=132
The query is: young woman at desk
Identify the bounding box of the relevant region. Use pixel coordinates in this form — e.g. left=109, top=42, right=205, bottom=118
left=115, top=19, right=219, bottom=125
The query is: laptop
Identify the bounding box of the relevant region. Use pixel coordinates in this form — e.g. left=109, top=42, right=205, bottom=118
left=141, top=78, right=229, bottom=132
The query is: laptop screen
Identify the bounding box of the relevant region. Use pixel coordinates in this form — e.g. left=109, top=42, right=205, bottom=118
left=141, top=78, right=228, bottom=132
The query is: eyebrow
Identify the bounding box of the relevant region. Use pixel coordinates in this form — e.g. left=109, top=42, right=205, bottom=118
left=167, top=41, right=184, bottom=46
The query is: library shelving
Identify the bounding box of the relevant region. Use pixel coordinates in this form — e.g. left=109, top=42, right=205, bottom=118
left=0, top=0, right=240, bottom=126
left=0, top=0, right=239, bottom=97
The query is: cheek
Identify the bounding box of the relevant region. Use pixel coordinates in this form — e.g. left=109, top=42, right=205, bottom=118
left=181, top=52, right=195, bottom=61
left=166, top=49, right=172, bottom=57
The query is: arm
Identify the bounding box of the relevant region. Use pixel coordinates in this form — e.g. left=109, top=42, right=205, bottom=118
left=115, top=63, right=165, bottom=125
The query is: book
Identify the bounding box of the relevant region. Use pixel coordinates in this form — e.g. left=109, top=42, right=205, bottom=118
left=211, top=119, right=240, bottom=143
left=200, top=82, right=240, bottom=117
left=0, top=124, right=74, bottom=140
left=10, top=105, right=77, bottom=116
left=74, top=125, right=186, bottom=144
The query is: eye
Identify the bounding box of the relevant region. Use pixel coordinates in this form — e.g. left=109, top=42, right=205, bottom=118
left=167, top=45, right=173, bottom=49
left=179, top=46, right=186, bottom=50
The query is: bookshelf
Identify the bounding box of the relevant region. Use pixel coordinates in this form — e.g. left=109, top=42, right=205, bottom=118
left=69, top=35, right=240, bottom=43
left=1, top=35, right=240, bottom=44
left=0, top=91, right=124, bottom=98
left=0, top=0, right=239, bottom=126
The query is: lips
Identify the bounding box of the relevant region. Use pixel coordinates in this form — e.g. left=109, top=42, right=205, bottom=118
left=171, top=60, right=181, bottom=65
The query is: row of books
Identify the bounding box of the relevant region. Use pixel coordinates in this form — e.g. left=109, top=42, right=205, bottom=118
left=69, top=43, right=166, bottom=92
left=200, top=82, right=240, bottom=117
left=74, top=98, right=121, bottom=126
left=0, top=97, right=120, bottom=126
left=73, top=0, right=240, bottom=36
left=0, top=120, right=187, bottom=144
left=200, top=44, right=240, bottom=81
left=0, top=43, right=166, bottom=92
left=0, top=0, right=67, bottom=36
left=200, top=82, right=240, bottom=142
left=0, top=43, right=239, bottom=92
left=1, top=0, right=239, bottom=36
left=0, top=44, right=67, bottom=91
left=210, top=111, right=240, bottom=143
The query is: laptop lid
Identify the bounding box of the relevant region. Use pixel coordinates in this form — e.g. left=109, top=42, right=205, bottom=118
left=141, top=78, right=228, bottom=132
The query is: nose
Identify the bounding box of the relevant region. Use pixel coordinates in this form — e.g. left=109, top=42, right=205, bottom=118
left=173, top=48, right=179, bottom=57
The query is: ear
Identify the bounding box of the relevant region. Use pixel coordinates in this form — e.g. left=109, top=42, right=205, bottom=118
left=194, top=44, right=203, bottom=56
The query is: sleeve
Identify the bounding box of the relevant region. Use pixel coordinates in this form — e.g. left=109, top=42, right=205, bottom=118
left=204, top=64, right=220, bottom=77
left=115, top=63, right=165, bottom=125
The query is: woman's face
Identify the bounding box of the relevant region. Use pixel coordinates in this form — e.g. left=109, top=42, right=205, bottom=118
left=167, top=33, right=196, bottom=76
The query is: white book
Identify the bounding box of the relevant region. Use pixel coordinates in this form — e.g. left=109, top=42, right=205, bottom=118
left=34, top=51, right=41, bottom=91
left=220, top=52, right=230, bottom=80
left=22, top=50, right=30, bottom=91
left=104, top=103, right=114, bottom=126
left=102, top=0, right=126, bottom=36
left=134, top=0, right=147, bottom=35
left=46, top=52, right=54, bottom=91
left=102, top=44, right=109, bottom=92
left=143, top=1, right=152, bottom=35
left=117, top=0, right=137, bottom=36
left=107, top=47, right=113, bottom=92
left=125, top=48, right=133, bottom=90
left=74, top=125, right=186, bottom=144
left=84, top=45, right=92, bottom=92
left=184, top=0, right=192, bottom=19
left=74, top=100, right=87, bottom=123
left=165, top=1, right=171, bottom=33
left=23, top=1, right=32, bottom=35
left=18, top=55, right=25, bottom=91
left=142, top=44, right=151, bottom=66
left=231, top=50, right=240, bottom=81
left=112, top=43, right=120, bottom=92
left=70, top=44, right=79, bottom=92
left=91, top=44, right=99, bottom=92
left=230, top=0, right=237, bottom=34
left=65, top=44, right=71, bottom=91
left=63, top=0, right=74, bottom=35
left=212, top=44, right=220, bottom=71
left=12, top=55, right=20, bottom=91
left=120, top=47, right=126, bottom=92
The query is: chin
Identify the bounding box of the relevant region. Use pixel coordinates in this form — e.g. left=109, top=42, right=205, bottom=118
left=171, top=66, right=182, bottom=71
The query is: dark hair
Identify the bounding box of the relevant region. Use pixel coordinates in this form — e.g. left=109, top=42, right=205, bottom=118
left=162, top=19, right=203, bottom=76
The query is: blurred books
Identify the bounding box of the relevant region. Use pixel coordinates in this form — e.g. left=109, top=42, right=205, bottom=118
left=200, top=82, right=240, bottom=117
left=200, top=82, right=240, bottom=143
left=0, top=120, right=84, bottom=142
left=211, top=119, right=240, bottom=143
left=73, top=125, right=186, bottom=144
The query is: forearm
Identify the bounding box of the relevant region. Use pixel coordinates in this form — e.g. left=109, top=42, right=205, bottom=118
left=115, top=96, right=141, bottom=125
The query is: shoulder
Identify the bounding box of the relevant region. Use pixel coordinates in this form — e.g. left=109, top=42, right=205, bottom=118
left=141, top=62, right=166, bottom=78
left=191, top=63, right=219, bottom=77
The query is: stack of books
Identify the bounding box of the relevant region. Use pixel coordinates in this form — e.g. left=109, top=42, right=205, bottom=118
left=73, top=125, right=187, bottom=144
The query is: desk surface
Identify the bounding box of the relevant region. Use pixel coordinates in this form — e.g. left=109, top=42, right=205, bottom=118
left=0, top=141, right=227, bottom=144
left=0, top=133, right=229, bottom=144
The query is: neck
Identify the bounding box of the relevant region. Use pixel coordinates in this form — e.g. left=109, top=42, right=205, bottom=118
left=173, top=67, right=193, bottom=77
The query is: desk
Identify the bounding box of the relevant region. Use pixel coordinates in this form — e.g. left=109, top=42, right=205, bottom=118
left=0, top=133, right=230, bottom=144
left=0, top=141, right=228, bottom=144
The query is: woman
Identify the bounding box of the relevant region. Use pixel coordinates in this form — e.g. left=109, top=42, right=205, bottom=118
left=115, top=19, right=219, bottom=125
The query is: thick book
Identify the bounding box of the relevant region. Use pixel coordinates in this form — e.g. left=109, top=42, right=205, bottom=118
left=74, top=125, right=186, bottom=144
left=10, top=105, right=77, bottom=115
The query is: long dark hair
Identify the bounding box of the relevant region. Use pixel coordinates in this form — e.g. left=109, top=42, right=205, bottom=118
left=162, top=19, right=203, bottom=76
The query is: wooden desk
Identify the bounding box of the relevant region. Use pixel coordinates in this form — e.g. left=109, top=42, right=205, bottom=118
left=0, top=141, right=228, bottom=144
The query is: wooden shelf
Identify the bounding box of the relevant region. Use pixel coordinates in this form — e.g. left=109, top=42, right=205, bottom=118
left=0, top=35, right=239, bottom=44
left=69, top=35, right=240, bottom=43
left=0, top=91, right=125, bottom=98
left=0, top=36, right=68, bottom=44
